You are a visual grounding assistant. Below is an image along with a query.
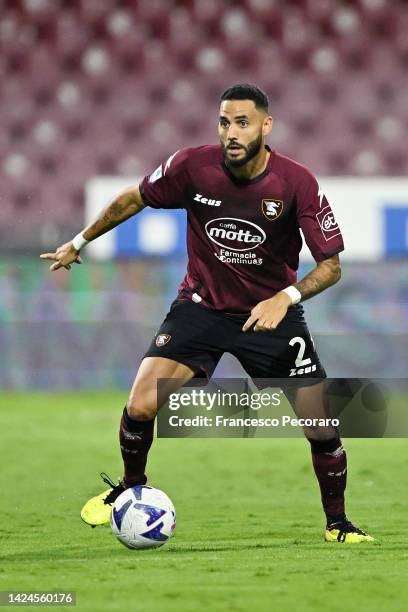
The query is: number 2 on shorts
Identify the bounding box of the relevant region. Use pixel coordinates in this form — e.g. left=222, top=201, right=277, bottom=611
left=289, top=336, right=312, bottom=368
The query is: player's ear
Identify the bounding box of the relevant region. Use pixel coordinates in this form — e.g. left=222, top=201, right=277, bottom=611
left=262, top=115, right=273, bottom=137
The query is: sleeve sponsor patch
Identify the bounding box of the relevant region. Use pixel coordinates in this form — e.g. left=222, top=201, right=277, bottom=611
left=316, top=205, right=341, bottom=241
left=148, top=150, right=181, bottom=184
left=148, top=164, right=163, bottom=183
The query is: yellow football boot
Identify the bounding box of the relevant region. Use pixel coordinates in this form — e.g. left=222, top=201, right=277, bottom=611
left=80, top=473, right=126, bottom=527
left=324, top=519, right=375, bottom=543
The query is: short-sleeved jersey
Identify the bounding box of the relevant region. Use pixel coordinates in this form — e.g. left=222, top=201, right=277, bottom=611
left=140, top=145, right=344, bottom=314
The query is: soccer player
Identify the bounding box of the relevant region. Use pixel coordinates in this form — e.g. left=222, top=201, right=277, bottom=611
left=41, top=84, right=373, bottom=543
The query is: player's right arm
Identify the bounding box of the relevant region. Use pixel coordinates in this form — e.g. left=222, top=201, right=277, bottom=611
left=41, top=147, right=190, bottom=271
left=40, top=184, right=145, bottom=271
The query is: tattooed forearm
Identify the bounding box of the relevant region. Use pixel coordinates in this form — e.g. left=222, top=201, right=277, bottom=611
left=83, top=185, right=145, bottom=242
left=294, top=255, right=341, bottom=301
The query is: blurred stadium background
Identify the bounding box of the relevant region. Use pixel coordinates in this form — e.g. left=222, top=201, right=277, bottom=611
left=1, top=0, right=407, bottom=389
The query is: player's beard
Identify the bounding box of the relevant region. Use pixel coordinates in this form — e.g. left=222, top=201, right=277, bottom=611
left=222, top=132, right=263, bottom=168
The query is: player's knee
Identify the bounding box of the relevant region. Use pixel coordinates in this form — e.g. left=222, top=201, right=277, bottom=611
left=126, top=392, right=158, bottom=421
left=126, top=402, right=156, bottom=421
left=304, top=425, right=337, bottom=441
left=127, top=374, right=161, bottom=420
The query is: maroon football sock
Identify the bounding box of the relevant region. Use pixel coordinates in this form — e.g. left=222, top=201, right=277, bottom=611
left=308, top=437, right=347, bottom=521
left=119, top=407, right=154, bottom=486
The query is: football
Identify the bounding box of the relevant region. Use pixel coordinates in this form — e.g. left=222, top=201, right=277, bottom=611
left=110, top=485, right=176, bottom=549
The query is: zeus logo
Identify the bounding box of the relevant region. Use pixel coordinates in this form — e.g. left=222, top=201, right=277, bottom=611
left=164, top=150, right=179, bottom=173
left=194, top=193, right=222, bottom=206
left=317, top=184, right=325, bottom=207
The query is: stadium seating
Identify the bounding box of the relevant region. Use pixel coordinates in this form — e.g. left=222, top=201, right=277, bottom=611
left=0, top=0, right=406, bottom=223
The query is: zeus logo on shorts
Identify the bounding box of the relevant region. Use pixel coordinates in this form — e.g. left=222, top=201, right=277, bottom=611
left=316, top=206, right=341, bottom=242
left=289, top=364, right=317, bottom=376
left=155, top=334, right=171, bottom=347
left=194, top=193, right=222, bottom=206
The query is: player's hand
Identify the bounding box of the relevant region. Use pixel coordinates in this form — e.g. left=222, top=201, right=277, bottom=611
left=242, top=292, right=292, bottom=332
left=40, top=241, right=83, bottom=271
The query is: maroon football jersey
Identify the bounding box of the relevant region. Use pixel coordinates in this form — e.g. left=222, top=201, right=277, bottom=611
left=140, top=145, right=344, bottom=314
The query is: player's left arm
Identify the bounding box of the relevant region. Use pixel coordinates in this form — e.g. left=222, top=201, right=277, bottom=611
left=294, top=254, right=341, bottom=301
left=243, top=168, right=344, bottom=333
left=242, top=255, right=341, bottom=332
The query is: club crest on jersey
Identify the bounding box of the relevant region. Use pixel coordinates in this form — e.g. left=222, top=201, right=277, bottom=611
left=261, top=199, right=283, bottom=221
left=155, top=334, right=171, bottom=347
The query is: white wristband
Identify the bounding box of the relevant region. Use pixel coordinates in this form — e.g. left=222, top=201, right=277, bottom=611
left=72, top=232, right=89, bottom=251
left=282, top=285, right=302, bottom=305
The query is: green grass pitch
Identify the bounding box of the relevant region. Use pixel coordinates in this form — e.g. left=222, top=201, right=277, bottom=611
left=1, top=392, right=408, bottom=612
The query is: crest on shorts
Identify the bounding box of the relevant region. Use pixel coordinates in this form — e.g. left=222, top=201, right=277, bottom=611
left=155, top=333, right=171, bottom=347
left=262, top=199, right=283, bottom=221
